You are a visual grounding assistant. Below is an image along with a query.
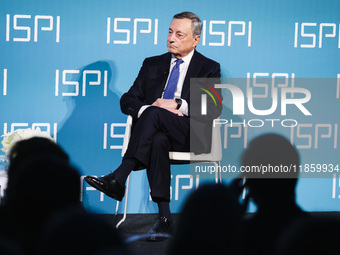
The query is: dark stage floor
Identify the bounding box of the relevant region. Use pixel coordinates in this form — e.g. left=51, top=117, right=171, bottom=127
left=102, top=212, right=340, bottom=255
left=103, top=214, right=178, bottom=255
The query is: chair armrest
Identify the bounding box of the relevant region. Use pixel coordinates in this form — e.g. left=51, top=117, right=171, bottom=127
left=121, top=115, right=133, bottom=157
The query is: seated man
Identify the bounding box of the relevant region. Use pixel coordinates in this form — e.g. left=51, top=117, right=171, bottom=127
left=85, top=11, right=222, bottom=240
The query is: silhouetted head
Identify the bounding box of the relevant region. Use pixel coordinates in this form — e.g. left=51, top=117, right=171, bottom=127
left=8, top=137, right=69, bottom=176
left=5, top=137, right=80, bottom=221
left=168, top=183, right=242, bottom=255
left=3, top=137, right=81, bottom=254
left=241, top=134, right=300, bottom=205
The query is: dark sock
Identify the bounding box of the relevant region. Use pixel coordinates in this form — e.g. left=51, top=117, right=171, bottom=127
left=157, top=201, right=172, bottom=220
left=112, top=158, right=137, bottom=186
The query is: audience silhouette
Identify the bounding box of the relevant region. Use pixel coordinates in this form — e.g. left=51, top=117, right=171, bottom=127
left=168, top=183, right=243, bottom=255
left=38, top=205, right=131, bottom=255
left=0, top=134, right=338, bottom=255
left=0, top=137, right=129, bottom=255
left=275, top=214, right=340, bottom=255
left=237, top=133, right=308, bottom=255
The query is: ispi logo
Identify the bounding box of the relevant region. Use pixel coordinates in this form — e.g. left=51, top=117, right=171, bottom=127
left=199, top=82, right=222, bottom=115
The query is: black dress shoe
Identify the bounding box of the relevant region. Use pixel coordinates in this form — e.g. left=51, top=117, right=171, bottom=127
left=84, top=174, right=125, bottom=201
left=146, top=217, right=173, bottom=242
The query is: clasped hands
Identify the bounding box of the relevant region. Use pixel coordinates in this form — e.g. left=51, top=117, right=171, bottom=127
left=152, top=98, right=183, bottom=116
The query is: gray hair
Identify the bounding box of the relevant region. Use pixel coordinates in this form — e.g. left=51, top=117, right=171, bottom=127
left=173, top=12, right=202, bottom=38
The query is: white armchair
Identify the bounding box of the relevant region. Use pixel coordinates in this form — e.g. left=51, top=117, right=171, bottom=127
left=115, top=115, right=222, bottom=228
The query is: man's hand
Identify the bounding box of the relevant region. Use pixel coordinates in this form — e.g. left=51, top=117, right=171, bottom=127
left=152, top=98, right=183, bottom=116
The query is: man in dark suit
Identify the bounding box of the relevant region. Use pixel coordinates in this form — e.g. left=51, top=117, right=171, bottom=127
left=85, top=11, right=222, bottom=240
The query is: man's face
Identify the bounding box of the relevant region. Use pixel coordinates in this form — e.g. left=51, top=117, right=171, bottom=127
left=167, top=18, right=200, bottom=59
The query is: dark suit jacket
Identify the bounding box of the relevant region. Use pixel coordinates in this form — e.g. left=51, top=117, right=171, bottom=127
left=120, top=50, right=222, bottom=153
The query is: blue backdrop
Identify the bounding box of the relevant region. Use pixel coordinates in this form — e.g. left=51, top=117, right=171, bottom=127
left=1, top=0, right=340, bottom=214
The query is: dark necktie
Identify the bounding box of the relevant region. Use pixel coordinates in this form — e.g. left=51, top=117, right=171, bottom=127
left=163, top=59, right=183, bottom=99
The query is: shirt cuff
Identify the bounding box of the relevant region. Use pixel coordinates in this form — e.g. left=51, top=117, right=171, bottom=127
left=138, top=105, right=150, bottom=118
left=179, top=99, right=188, bottom=116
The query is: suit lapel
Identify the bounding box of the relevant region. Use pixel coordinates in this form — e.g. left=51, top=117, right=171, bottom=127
left=154, top=53, right=172, bottom=98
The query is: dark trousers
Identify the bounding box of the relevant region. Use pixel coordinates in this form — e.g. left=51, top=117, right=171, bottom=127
left=124, top=106, right=190, bottom=202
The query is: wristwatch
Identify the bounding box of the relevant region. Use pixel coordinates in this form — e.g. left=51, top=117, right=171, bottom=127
left=175, top=98, right=182, bottom=110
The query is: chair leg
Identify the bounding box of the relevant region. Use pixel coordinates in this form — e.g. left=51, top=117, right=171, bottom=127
left=242, top=176, right=247, bottom=199
left=115, top=174, right=130, bottom=228
left=212, top=161, right=222, bottom=183
left=217, top=161, right=221, bottom=183
left=114, top=200, right=120, bottom=224
left=213, top=162, right=218, bottom=184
